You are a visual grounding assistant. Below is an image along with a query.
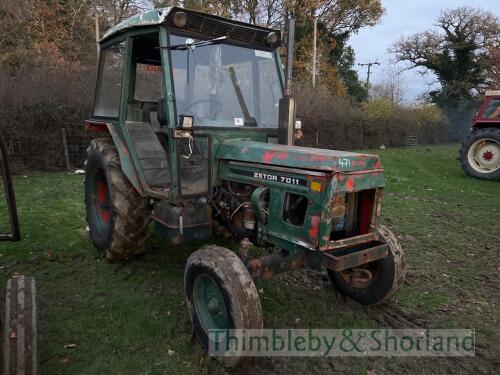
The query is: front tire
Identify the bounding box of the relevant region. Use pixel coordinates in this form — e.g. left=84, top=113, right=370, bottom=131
left=328, top=225, right=406, bottom=305
left=459, top=127, right=500, bottom=181
left=85, top=137, right=149, bottom=260
left=184, top=245, right=263, bottom=367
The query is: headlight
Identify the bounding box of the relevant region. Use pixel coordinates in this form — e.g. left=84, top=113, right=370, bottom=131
left=265, top=31, right=279, bottom=46
left=173, top=11, right=188, bottom=28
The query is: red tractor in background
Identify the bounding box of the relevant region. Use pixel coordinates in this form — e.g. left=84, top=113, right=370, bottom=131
left=459, top=90, right=500, bottom=181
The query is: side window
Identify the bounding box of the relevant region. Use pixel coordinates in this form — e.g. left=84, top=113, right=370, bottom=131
left=134, top=64, right=162, bottom=102
left=94, top=42, right=126, bottom=118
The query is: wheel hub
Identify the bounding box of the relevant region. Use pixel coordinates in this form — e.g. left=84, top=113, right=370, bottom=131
left=207, top=296, right=221, bottom=313
left=193, top=274, right=229, bottom=332
left=482, top=150, right=494, bottom=161
left=468, top=138, right=500, bottom=173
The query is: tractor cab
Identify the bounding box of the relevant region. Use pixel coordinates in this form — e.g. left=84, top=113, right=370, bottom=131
left=87, top=7, right=283, bottom=200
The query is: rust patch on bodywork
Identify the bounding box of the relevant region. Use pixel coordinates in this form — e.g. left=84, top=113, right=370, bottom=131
left=345, top=177, right=356, bottom=191
left=308, top=215, right=321, bottom=240
left=247, top=251, right=306, bottom=279
left=262, top=151, right=288, bottom=164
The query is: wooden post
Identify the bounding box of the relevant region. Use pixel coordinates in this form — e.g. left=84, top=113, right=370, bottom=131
left=312, top=15, right=318, bottom=88
left=61, top=128, right=72, bottom=171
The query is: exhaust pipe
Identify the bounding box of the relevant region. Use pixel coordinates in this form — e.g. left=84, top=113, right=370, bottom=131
left=278, top=18, right=296, bottom=146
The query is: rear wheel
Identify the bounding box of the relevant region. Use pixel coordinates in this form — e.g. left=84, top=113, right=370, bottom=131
left=328, top=225, right=406, bottom=305
left=459, top=128, right=500, bottom=181
left=184, top=245, right=263, bottom=367
left=85, top=137, right=149, bottom=260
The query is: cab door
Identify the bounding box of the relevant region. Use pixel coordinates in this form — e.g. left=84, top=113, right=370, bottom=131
left=159, top=28, right=210, bottom=198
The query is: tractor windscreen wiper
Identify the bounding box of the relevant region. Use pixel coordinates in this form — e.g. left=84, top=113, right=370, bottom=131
left=167, top=36, right=228, bottom=50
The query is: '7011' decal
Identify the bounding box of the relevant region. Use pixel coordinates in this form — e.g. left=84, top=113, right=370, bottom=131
left=229, top=169, right=307, bottom=186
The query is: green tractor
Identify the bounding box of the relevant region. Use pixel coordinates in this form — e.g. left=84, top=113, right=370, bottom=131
left=84, top=7, right=406, bottom=365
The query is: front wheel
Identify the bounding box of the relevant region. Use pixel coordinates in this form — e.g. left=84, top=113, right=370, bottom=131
left=184, top=245, right=263, bottom=367
left=459, top=127, right=500, bottom=181
left=328, top=225, right=406, bottom=305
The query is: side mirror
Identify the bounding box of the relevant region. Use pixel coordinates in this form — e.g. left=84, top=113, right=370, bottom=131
left=157, top=98, right=168, bottom=126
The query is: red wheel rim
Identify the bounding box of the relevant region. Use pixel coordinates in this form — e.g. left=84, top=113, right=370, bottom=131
left=92, top=170, right=111, bottom=233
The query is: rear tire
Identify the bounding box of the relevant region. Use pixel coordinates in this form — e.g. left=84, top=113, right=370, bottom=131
left=2, top=275, right=38, bottom=375
left=85, top=137, right=149, bottom=260
left=328, top=225, right=406, bottom=305
left=459, top=127, right=500, bottom=181
left=184, top=245, right=263, bottom=367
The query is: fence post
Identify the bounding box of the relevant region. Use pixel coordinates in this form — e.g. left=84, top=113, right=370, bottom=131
left=61, top=128, right=72, bottom=171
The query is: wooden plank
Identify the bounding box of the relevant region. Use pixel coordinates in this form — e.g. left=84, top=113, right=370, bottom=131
left=3, top=276, right=38, bottom=375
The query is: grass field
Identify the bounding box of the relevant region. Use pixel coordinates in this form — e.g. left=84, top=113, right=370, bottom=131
left=0, top=144, right=499, bottom=374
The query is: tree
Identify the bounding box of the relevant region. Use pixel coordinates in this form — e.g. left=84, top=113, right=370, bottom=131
left=391, top=7, right=499, bottom=135
left=371, top=67, right=404, bottom=104
left=330, top=40, right=368, bottom=101
left=283, top=1, right=383, bottom=96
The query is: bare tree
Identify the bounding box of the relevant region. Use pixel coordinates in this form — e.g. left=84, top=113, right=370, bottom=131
left=391, top=7, right=499, bottom=94
left=372, top=67, right=405, bottom=104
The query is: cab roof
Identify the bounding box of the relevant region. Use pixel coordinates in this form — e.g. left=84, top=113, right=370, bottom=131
left=101, top=8, right=171, bottom=42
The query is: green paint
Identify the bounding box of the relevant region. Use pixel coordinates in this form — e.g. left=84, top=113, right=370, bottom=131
left=215, top=140, right=382, bottom=173
left=193, top=274, right=229, bottom=331
left=105, top=123, right=142, bottom=192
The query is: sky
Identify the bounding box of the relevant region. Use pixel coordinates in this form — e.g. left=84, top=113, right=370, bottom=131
left=349, top=0, right=500, bottom=102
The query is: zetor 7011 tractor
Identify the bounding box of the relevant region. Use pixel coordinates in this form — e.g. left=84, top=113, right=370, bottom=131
left=84, top=7, right=406, bottom=365
left=460, top=90, right=500, bottom=181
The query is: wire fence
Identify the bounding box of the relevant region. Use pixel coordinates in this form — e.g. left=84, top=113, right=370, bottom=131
left=3, top=127, right=93, bottom=174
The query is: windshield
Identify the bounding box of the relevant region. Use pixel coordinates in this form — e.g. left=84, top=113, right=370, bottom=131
left=169, top=34, right=282, bottom=128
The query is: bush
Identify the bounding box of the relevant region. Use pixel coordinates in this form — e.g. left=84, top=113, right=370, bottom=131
left=0, top=49, right=95, bottom=171
left=294, top=82, right=451, bottom=149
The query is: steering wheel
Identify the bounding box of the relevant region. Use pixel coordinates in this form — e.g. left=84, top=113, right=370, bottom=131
left=185, top=99, right=223, bottom=122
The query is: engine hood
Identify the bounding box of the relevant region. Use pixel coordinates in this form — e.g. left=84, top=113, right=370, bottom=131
left=215, top=140, right=382, bottom=173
